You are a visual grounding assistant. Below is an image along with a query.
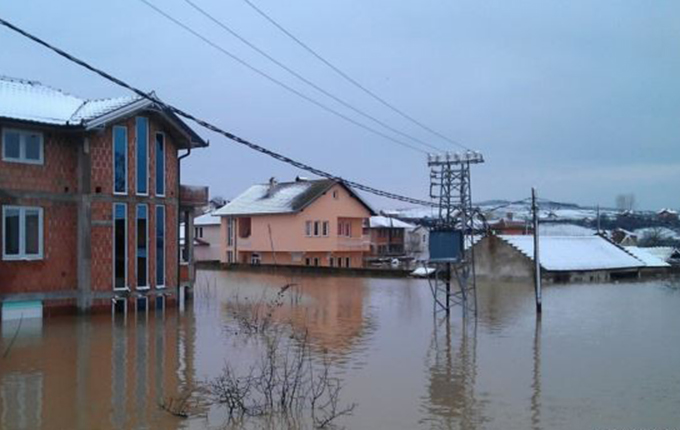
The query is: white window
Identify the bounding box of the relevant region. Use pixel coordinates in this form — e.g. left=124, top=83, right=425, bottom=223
left=305, top=221, right=312, bottom=237
left=314, top=257, right=320, bottom=266
left=251, top=253, right=261, bottom=265
left=332, top=190, right=339, bottom=199
left=345, top=257, right=351, bottom=268
left=322, top=221, right=329, bottom=237
left=329, top=257, right=334, bottom=267
left=313, top=221, right=320, bottom=237
left=2, top=128, right=44, bottom=164
left=2, top=206, right=43, bottom=260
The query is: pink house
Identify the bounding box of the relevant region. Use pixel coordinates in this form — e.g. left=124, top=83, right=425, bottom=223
left=215, top=178, right=375, bottom=268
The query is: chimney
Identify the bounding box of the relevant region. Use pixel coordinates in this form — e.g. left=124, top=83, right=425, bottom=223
left=266, top=177, right=278, bottom=197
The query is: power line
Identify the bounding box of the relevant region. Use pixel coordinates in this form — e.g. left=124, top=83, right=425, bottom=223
left=0, top=16, right=438, bottom=207
left=136, top=0, right=429, bottom=155
left=241, top=0, right=472, bottom=151
left=179, top=0, right=444, bottom=153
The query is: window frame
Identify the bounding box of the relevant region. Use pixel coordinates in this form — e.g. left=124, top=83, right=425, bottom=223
left=2, top=206, right=44, bottom=261
left=1, top=128, right=44, bottom=165
left=227, top=217, right=234, bottom=246
left=155, top=132, right=165, bottom=197
left=322, top=221, right=329, bottom=237
left=112, top=203, right=128, bottom=291
left=135, top=117, right=149, bottom=196
left=305, top=221, right=312, bottom=237
left=112, top=125, right=128, bottom=195
left=156, top=205, right=166, bottom=289
left=136, top=204, right=149, bottom=290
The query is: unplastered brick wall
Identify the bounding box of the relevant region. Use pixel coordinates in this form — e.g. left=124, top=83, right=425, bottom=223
left=88, top=115, right=179, bottom=197
left=0, top=198, right=77, bottom=293
left=0, top=126, right=79, bottom=194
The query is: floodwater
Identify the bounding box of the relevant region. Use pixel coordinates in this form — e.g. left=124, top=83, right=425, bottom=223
left=2, top=271, right=680, bottom=429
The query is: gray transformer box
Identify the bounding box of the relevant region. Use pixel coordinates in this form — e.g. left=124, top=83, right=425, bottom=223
left=429, top=229, right=464, bottom=262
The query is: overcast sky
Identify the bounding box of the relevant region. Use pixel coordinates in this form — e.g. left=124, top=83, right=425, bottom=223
left=1, top=0, right=679, bottom=210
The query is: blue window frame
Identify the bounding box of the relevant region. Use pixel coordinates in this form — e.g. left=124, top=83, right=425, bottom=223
left=155, top=132, right=165, bottom=196
left=113, top=126, right=127, bottom=194
left=156, top=205, right=165, bottom=287
left=136, top=204, right=148, bottom=288
left=136, top=117, right=148, bottom=195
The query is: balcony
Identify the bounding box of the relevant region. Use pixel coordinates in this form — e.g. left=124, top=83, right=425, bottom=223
left=337, top=236, right=371, bottom=251
left=180, top=184, right=209, bottom=208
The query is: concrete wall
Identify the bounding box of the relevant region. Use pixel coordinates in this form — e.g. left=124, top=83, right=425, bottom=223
left=473, top=235, right=535, bottom=281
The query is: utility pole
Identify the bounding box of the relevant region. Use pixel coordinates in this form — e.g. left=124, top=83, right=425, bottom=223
left=532, top=187, right=542, bottom=314
left=596, top=204, right=601, bottom=234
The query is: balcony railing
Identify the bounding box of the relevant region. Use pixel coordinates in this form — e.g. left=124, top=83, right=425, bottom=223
left=337, top=236, right=371, bottom=251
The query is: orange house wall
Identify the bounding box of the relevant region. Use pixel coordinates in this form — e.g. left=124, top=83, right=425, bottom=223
left=221, top=184, right=372, bottom=266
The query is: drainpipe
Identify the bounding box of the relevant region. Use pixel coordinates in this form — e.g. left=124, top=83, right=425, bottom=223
left=177, top=147, right=191, bottom=303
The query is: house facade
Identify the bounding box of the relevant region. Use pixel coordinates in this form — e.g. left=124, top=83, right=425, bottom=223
left=473, top=234, right=646, bottom=283
left=180, top=212, right=222, bottom=262
left=0, top=76, right=207, bottom=317
left=215, top=178, right=375, bottom=268
left=366, top=215, right=414, bottom=258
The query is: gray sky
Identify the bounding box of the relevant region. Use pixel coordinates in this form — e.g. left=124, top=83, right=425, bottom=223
left=2, top=0, right=679, bottom=210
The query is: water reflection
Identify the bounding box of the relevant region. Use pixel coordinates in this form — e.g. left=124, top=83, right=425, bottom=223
left=531, top=315, right=542, bottom=430
left=2, top=274, right=680, bottom=429
left=421, top=317, right=485, bottom=430
left=0, top=311, right=197, bottom=430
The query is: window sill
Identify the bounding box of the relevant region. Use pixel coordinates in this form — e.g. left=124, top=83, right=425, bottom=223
left=136, top=286, right=151, bottom=291
left=156, top=285, right=167, bottom=290
left=2, top=255, right=44, bottom=261
left=1, top=157, right=44, bottom=166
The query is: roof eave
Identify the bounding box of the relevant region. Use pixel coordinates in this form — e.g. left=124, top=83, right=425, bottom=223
left=83, top=99, right=207, bottom=149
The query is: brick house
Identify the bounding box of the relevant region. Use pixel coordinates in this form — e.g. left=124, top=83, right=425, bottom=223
left=215, top=177, right=375, bottom=268
left=0, top=76, right=208, bottom=317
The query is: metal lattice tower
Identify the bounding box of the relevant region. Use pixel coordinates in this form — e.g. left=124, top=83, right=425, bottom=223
left=425, top=151, right=484, bottom=316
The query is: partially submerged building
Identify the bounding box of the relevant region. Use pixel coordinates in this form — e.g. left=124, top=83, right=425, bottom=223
left=366, top=215, right=414, bottom=258
left=215, top=177, right=375, bottom=267
left=0, top=76, right=208, bottom=318
left=474, top=234, right=647, bottom=283
left=180, top=211, right=221, bottom=262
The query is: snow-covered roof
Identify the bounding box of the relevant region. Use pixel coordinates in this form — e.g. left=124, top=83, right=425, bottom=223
left=0, top=76, right=142, bottom=126
left=643, top=246, right=679, bottom=262
left=215, top=179, right=374, bottom=216
left=194, top=212, right=221, bottom=226
left=539, top=223, right=596, bottom=236
left=0, top=76, right=206, bottom=147
left=499, top=235, right=643, bottom=271
left=623, top=247, right=671, bottom=268
left=369, top=216, right=414, bottom=229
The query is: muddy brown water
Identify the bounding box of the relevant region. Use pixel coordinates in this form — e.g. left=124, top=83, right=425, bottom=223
left=1, top=270, right=680, bottom=429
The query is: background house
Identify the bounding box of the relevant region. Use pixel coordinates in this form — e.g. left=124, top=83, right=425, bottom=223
left=180, top=212, right=221, bottom=262
left=0, top=76, right=207, bottom=317
left=474, top=234, right=648, bottom=283
left=215, top=177, right=375, bottom=268
left=367, top=215, right=414, bottom=258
